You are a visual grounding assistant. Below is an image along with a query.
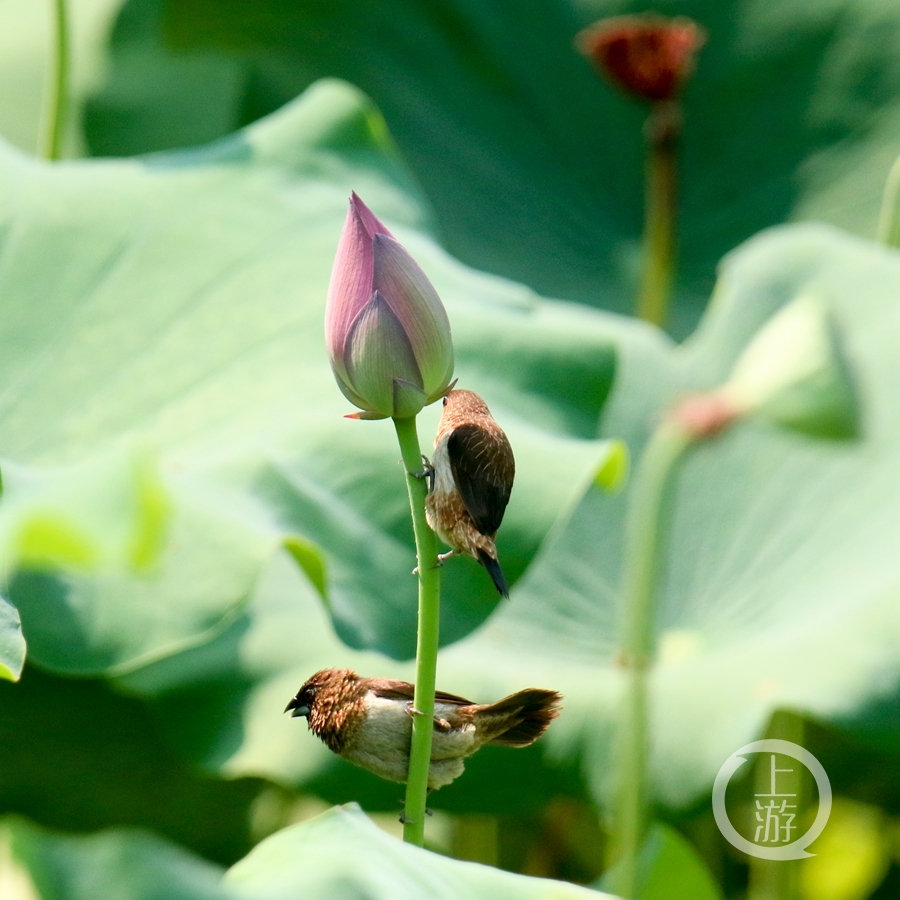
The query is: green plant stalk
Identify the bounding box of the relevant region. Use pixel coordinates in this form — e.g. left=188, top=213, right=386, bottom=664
left=42, top=0, right=71, bottom=160
left=637, top=103, right=679, bottom=328
left=876, top=151, right=900, bottom=247
left=610, top=419, right=693, bottom=897
left=393, top=415, right=441, bottom=847
left=747, top=713, right=806, bottom=900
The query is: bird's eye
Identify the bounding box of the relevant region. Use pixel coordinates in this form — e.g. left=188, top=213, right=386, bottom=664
left=442, top=396, right=448, bottom=406
left=301, top=686, right=316, bottom=704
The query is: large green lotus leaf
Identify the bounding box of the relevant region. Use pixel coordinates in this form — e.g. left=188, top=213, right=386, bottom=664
left=0, top=667, right=261, bottom=864
left=6, top=818, right=231, bottom=900
left=0, top=594, right=25, bottom=681
left=436, top=224, right=900, bottom=809
left=6, top=806, right=618, bottom=900
left=117, top=224, right=900, bottom=819
left=7, top=469, right=277, bottom=676
left=87, top=0, right=900, bottom=336
left=0, top=78, right=651, bottom=671
left=0, top=449, right=169, bottom=575
left=598, top=823, right=724, bottom=900
left=0, top=447, right=268, bottom=677
left=226, top=805, right=616, bottom=899
left=0, top=443, right=177, bottom=678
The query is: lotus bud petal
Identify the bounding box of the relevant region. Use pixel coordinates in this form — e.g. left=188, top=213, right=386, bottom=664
left=343, top=292, right=423, bottom=418
left=372, top=234, right=455, bottom=395
left=325, top=193, right=455, bottom=419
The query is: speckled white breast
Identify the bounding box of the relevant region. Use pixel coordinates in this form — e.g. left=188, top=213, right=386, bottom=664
left=341, top=691, right=478, bottom=790
left=430, top=434, right=455, bottom=496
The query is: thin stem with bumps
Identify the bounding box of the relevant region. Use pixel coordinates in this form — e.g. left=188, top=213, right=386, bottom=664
left=610, top=418, right=693, bottom=897
left=42, top=0, right=71, bottom=160
left=393, top=415, right=442, bottom=847
left=637, top=101, right=680, bottom=328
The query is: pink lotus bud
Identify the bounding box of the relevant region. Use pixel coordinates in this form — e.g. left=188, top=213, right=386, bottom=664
left=576, top=15, right=705, bottom=103
left=325, top=193, right=455, bottom=419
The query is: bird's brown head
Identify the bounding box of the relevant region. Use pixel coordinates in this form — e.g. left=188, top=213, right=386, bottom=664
left=283, top=668, right=368, bottom=752
left=441, top=389, right=493, bottom=424
left=284, top=677, right=319, bottom=720
left=284, top=668, right=346, bottom=718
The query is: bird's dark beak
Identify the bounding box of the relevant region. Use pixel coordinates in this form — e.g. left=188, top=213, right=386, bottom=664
left=284, top=696, right=310, bottom=718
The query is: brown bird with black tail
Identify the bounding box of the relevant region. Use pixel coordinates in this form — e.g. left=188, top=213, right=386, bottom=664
left=425, top=389, right=515, bottom=597
left=285, top=668, right=561, bottom=790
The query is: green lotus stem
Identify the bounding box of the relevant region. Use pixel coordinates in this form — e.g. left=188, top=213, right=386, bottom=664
left=747, top=714, right=805, bottom=900
left=42, top=0, right=70, bottom=160
left=876, top=152, right=900, bottom=247
left=637, top=102, right=680, bottom=328
left=610, top=418, right=692, bottom=897
left=393, top=415, right=441, bottom=847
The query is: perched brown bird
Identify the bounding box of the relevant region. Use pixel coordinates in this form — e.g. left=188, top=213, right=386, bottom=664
left=425, top=389, right=515, bottom=596
left=285, top=668, right=561, bottom=790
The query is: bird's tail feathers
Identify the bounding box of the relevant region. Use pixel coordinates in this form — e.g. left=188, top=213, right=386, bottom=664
left=481, top=688, right=562, bottom=747
left=476, top=548, right=509, bottom=598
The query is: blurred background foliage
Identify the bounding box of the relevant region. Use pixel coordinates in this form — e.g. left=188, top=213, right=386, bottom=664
left=1, top=1, right=900, bottom=898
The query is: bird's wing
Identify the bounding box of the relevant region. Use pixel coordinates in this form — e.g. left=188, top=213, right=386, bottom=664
left=369, top=678, right=474, bottom=706
left=447, top=424, right=514, bottom=536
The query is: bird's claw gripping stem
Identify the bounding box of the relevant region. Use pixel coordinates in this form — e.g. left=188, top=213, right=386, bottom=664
left=411, top=454, right=435, bottom=492
left=398, top=809, right=433, bottom=824
left=412, top=551, right=449, bottom=575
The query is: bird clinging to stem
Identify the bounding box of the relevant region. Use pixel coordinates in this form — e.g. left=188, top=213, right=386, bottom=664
left=425, top=389, right=515, bottom=596
left=285, top=668, right=561, bottom=790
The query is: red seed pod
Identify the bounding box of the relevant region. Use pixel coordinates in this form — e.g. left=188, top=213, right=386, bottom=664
left=576, top=15, right=705, bottom=103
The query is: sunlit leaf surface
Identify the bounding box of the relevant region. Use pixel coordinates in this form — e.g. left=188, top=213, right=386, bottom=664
left=6, top=807, right=619, bottom=900
left=85, top=0, right=900, bottom=336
